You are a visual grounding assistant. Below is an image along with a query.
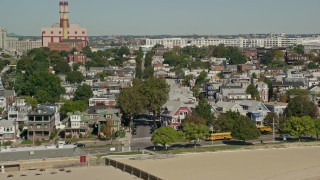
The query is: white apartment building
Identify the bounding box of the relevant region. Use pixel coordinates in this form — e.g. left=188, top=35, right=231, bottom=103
left=0, top=27, right=7, bottom=50
left=146, top=36, right=310, bottom=49
left=6, top=37, right=42, bottom=52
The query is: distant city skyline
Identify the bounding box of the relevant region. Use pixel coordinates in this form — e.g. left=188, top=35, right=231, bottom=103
left=0, top=0, right=320, bottom=36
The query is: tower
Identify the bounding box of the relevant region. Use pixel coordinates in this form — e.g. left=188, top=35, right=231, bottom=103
left=59, top=1, right=69, bottom=39
left=0, top=27, right=7, bottom=50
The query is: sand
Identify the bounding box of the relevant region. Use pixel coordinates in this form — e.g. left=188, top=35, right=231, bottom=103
left=118, top=146, right=320, bottom=180
left=0, top=166, right=138, bottom=180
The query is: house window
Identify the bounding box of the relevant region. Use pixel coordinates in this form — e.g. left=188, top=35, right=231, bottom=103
left=75, top=31, right=78, bottom=34
left=51, top=31, right=53, bottom=34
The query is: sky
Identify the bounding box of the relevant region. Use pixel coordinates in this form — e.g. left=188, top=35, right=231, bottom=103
left=0, top=0, right=319, bottom=36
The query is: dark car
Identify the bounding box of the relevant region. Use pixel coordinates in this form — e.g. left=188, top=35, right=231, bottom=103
left=132, top=128, right=137, bottom=135
left=75, top=143, right=86, bottom=147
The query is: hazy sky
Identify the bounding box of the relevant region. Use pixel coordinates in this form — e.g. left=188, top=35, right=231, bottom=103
left=1, top=0, right=319, bottom=36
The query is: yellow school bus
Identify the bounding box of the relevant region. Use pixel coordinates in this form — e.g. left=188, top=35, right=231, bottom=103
left=206, top=132, right=232, bottom=141
left=257, top=126, right=272, bottom=133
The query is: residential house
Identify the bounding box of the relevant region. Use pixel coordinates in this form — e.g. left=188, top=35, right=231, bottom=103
left=211, top=101, right=246, bottom=116
left=27, top=107, right=55, bottom=140
left=154, top=70, right=168, bottom=78
left=254, top=81, right=269, bottom=102
left=161, top=100, right=193, bottom=130
left=65, top=112, right=89, bottom=138
left=97, top=109, right=121, bottom=136
left=216, top=87, right=251, bottom=102
left=89, top=95, right=117, bottom=108
left=271, top=81, right=306, bottom=93
left=238, top=100, right=270, bottom=125
left=0, top=120, right=18, bottom=141
left=7, top=98, right=32, bottom=125
left=40, top=104, right=61, bottom=127
left=264, top=102, right=288, bottom=116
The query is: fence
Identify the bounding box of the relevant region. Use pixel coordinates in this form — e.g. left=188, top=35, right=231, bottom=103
left=105, top=158, right=162, bottom=180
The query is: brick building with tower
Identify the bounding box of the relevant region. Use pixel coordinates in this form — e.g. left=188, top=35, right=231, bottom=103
left=41, top=1, right=88, bottom=51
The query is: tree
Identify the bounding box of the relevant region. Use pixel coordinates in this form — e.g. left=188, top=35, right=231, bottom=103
left=286, top=88, right=310, bottom=98
left=183, top=114, right=206, bottom=125
left=72, top=62, right=82, bottom=71
left=60, top=100, right=87, bottom=118
left=141, top=78, right=170, bottom=117
left=117, top=86, right=146, bottom=125
left=285, top=96, right=318, bottom=118
left=314, top=118, right=320, bottom=140
left=182, top=74, right=193, bottom=87
left=195, top=71, right=209, bottom=85
left=213, top=111, right=240, bottom=132
left=307, top=62, right=319, bottom=69
left=66, top=71, right=85, bottom=84
left=16, top=71, right=65, bottom=103
left=293, top=45, right=304, bottom=55
left=21, top=96, right=38, bottom=109
left=251, top=72, right=257, bottom=79
left=246, top=84, right=260, bottom=101
left=135, top=47, right=143, bottom=79
left=53, top=59, right=71, bottom=74
left=183, top=123, right=209, bottom=147
left=151, top=126, right=184, bottom=149
left=284, top=116, right=315, bottom=141
left=195, top=97, right=214, bottom=125
left=74, top=84, right=93, bottom=102
left=232, top=115, right=260, bottom=141
left=35, top=89, right=52, bottom=103
left=101, top=119, right=113, bottom=139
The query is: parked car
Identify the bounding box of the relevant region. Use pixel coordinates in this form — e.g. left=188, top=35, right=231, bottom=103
left=131, top=128, right=137, bottom=135
left=74, top=143, right=86, bottom=147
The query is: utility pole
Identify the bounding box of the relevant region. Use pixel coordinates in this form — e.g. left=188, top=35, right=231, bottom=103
left=272, top=117, right=275, bottom=142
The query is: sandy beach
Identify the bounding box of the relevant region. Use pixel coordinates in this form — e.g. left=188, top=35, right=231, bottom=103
left=0, top=166, right=138, bottom=180
left=118, top=146, right=320, bottom=180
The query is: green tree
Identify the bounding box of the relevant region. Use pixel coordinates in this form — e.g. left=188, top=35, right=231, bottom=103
left=60, top=100, right=87, bottom=118
left=285, top=96, right=318, bottom=118
left=53, top=59, right=71, bottom=74
left=183, top=123, right=209, bottom=147
left=16, top=71, right=65, bottom=103
left=251, top=72, right=257, bottom=79
left=74, top=84, right=93, bottom=102
left=246, top=84, right=260, bottom=101
left=21, top=96, right=38, bottom=109
left=293, top=45, right=304, bottom=55
left=66, top=71, right=85, bottom=84
left=284, top=116, right=315, bottom=141
left=141, top=78, right=170, bottom=117
left=151, top=126, right=184, bottom=149
left=35, top=89, right=52, bottom=103
left=195, top=71, right=209, bottom=85
left=307, top=62, right=319, bottom=69
left=182, top=74, right=193, bottom=87
left=183, top=114, right=206, bottom=125
left=135, top=47, right=143, bottom=79
left=195, top=97, right=214, bottom=125
left=286, top=88, right=310, bottom=98
left=314, top=118, right=320, bottom=140
left=232, top=115, right=260, bottom=141
left=213, top=111, right=240, bottom=132
left=72, top=62, right=82, bottom=71
left=117, top=86, right=146, bottom=125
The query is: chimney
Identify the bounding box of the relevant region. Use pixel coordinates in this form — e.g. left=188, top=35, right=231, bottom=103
left=59, top=1, right=69, bottom=39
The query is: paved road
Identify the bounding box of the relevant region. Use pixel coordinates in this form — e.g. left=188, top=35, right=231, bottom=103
left=132, top=125, right=152, bottom=140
